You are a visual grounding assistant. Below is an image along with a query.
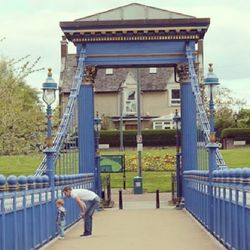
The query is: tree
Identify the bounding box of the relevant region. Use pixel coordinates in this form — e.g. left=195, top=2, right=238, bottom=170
left=236, top=109, right=250, bottom=128
left=0, top=57, right=46, bottom=155
left=203, top=86, right=246, bottom=135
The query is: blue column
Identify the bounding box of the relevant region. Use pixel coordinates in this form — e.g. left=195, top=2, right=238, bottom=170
left=78, top=83, right=95, bottom=173
left=181, top=81, right=197, bottom=171
left=206, top=142, right=218, bottom=233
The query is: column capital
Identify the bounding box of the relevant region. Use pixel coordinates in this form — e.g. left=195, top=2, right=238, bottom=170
left=82, top=65, right=97, bottom=85
left=176, top=63, right=190, bottom=83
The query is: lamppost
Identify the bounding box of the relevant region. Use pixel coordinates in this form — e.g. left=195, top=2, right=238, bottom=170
left=173, top=109, right=182, bottom=207
left=204, top=63, right=219, bottom=233
left=234, top=112, right=238, bottom=128
left=133, top=68, right=143, bottom=194
left=42, top=68, right=57, bottom=188
left=94, top=111, right=102, bottom=196
left=204, top=63, right=220, bottom=138
left=119, top=83, right=125, bottom=152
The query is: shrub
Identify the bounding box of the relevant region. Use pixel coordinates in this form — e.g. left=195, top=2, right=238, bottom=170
left=221, top=128, right=250, bottom=143
left=100, top=129, right=176, bottom=147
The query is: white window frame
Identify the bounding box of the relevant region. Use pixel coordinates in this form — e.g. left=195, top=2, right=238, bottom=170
left=149, top=67, right=157, bottom=74
left=124, top=88, right=137, bottom=115
left=105, top=68, right=113, bottom=75
left=170, top=88, right=180, bottom=106
left=153, top=120, right=175, bottom=130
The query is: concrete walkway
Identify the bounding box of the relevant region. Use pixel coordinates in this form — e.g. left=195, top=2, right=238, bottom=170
left=42, top=191, right=225, bottom=250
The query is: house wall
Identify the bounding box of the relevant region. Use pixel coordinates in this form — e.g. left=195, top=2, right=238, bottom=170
left=142, top=91, right=178, bottom=117
left=94, top=92, right=118, bottom=116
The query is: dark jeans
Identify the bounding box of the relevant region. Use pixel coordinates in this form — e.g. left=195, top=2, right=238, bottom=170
left=84, top=197, right=100, bottom=234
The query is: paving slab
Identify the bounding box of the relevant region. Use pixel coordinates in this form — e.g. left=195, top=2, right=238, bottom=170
left=41, top=192, right=225, bottom=250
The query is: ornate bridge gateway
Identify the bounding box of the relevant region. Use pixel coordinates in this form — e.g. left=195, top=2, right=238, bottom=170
left=0, top=4, right=249, bottom=250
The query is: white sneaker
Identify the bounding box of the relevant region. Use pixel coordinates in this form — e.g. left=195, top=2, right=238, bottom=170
left=58, top=236, right=64, bottom=240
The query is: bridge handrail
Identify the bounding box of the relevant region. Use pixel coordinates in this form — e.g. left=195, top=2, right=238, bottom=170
left=185, top=43, right=226, bottom=168
left=35, top=50, right=86, bottom=176
left=183, top=168, right=250, bottom=249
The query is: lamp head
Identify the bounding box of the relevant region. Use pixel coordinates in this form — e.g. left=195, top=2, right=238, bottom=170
left=204, top=64, right=220, bottom=87
left=42, top=68, right=57, bottom=105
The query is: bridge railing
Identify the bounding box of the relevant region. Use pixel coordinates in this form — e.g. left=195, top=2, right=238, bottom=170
left=183, top=168, right=250, bottom=250
left=35, top=50, right=86, bottom=176
left=0, top=173, right=94, bottom=250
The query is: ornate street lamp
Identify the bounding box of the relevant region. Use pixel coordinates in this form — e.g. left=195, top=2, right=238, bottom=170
left=42, top=68, right=57, bottom=188
left=204, top=63, right=220, bottom=142
left=94, top=111, right=101, bottom=151
left=42, top=68, right=57, bottom=147
left=173, top=109, right=182, bottom=207
left=94, top=111, right=102, bottom=196
left=204, top=63, right=219, bottom=232
left=233, top=112, right=238, bottom=128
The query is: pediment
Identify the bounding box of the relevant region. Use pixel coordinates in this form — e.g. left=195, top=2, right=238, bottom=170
left=75, top=3, right=194, bottom=21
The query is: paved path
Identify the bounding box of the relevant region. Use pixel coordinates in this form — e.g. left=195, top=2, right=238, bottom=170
left=42, top=191, right=225, bottom=250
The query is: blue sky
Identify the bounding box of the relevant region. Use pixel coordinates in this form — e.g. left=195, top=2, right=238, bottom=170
left=0, top=0, right=249, bottom=107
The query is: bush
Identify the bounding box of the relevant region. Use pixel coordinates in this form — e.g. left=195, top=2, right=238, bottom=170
left=221, top=128, right=250, bottom=143
left=99, top=129, right=176, bottom=147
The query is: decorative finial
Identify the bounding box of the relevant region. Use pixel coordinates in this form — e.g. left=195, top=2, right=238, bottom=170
left=48, top=68, right=52, bottom=77
left=208, top=63, right=213, bottom=73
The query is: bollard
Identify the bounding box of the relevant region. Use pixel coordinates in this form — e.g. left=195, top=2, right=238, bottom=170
left=0, top=175, right=6, bottom=192
left=171, top=173, right=176, bottom=204
left=119, top=189, right=123, bottom=210
left=101, top=190, right=105, bottom=201
left=156, top=189, right=160, bottom=209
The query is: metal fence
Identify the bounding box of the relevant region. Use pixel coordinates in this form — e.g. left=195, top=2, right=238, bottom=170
left=0, top=174, right=94, bottom=250
left=183, top=169, right=250, bottom=250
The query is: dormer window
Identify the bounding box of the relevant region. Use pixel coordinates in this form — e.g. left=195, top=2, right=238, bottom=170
left=106, top=68, right=113, bottom=75
left=125, top=89, right=137, bottom=115
left=149, top=67, right=157, bottom=74
left=170, top=89, right=180, bottom=105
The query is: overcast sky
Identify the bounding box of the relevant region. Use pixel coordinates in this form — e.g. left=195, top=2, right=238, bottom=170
left=0, top=0, right=249, bottom=108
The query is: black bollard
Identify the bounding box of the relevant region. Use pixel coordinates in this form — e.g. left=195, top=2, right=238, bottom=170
left=119, top=189, right=123, bottom=210
left=156, top=189, right=160, bottom=209
left=101, top=190, right=105, bottom=201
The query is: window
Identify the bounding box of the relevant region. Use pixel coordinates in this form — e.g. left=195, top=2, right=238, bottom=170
left=105, top=68, right=113, bottom=75
left=124, top=89, right=137, bottom=115
left=153, top=121, right=174, bottom=130
left=170, top=89, right=180, bottom=105
left=149, top=67, right=157, bottom=74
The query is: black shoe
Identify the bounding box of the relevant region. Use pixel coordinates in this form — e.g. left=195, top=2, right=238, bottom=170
left=80, top=232, right=92, bottom=237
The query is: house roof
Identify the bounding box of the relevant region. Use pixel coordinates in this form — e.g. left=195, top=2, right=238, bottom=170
left=75, top=3, right=194, bottom=21
left=59, top=54, right=174, bottom=93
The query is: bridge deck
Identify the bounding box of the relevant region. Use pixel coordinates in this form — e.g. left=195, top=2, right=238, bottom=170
left=42, top=191, right=225, bottom=250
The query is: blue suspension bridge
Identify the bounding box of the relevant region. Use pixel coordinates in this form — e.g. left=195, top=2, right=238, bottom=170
left=0, top=3, right=249, bottom=250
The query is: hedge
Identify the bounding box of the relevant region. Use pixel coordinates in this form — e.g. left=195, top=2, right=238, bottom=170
left=99, top=129, right=176, bottom=147
left=221, top=128, right=250, bottom=143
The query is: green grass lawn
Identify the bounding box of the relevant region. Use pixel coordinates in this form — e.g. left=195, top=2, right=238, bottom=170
left=0, top=147, right=249, bottom=193
left=220, top=148, right=250, bottom=168
left=103, top=171, right=173, bottom=193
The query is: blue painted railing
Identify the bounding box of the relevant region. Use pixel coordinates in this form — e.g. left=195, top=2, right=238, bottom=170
left=0, top=174, right=94, bottom=250
left=183, top=169, right=250, bottom=250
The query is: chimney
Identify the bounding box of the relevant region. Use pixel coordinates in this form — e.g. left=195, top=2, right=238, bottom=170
left=61, top=35, right=68, bottom=59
